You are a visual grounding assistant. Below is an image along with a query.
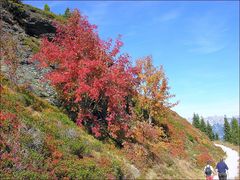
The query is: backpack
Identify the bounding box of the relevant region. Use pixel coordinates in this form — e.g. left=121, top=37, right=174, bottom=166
left=205, top=166, right=212, bottom=176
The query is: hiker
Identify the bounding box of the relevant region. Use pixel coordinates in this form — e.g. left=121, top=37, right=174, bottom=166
left=204, top=161, right=215, bottom=180
left=216, top=158, right=229, bottom=180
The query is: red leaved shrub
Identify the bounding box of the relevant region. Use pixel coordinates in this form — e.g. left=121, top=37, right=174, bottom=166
left=0, top=111, right=22, bottom=173
left=123, top=142, right=149, bottom=168
left=132, top=121, right=164, bottom=144
left=33, top=10, right=137, bottom=140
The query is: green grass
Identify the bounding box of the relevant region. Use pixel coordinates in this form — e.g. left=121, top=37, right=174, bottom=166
left=23, top=37, right=40, bottom=53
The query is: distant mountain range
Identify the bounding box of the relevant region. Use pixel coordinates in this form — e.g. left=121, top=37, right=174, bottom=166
left=188, top=115, right=240, bottom=140
left=212, top=123, right=224, bottom=140
left=204, top=116, right=240, bottom=125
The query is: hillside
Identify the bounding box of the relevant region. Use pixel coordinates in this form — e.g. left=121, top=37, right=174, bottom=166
left=0, top=76, right=129, bottom=179
left=1, top=0, right=59, bottom=105
left=0, top=75, right=224, bottom=179
left=0, top=0, right=225, bottom=179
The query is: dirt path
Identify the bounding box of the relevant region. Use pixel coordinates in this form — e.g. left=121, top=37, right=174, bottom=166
left=213, top=143, right=239, bottom=180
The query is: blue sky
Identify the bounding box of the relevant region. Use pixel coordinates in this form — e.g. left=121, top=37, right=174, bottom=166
left=24, top=1, right=239, bottom=118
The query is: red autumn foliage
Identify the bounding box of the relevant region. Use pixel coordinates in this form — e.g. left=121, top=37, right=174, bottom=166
left=196, top=152, right=213, bottom=167
left=0, top=111, right=21, bottom=172
left=123, top=141, right=149, bottom=168
left=132, top=121, right=164, bottom=144
left=97, top=156, right=112, bottom=168
left=0, top=111, right=17, bottom=128
left=168, top=139, right=186, bottom=157
left=44, top=136, right=64, bottom=171
left=33, top=10, right=137, bottom=139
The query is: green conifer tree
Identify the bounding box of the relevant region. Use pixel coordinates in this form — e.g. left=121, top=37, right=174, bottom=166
left=200, top=117, right=207, bottom=133
left=13, top=0, right=22, bottom=3
left=192, top=113, right=200, bottom=129
left=224, top=116, right=231, bottom=142
left=44, top=4, right=50, bottom=12
left=206, top=121, right=214, bottom=140
left=215, top=133, right=219, bottom=140
left=64, top=8, right=71, bottom=18
left=230, top=118, right=239, bottom=145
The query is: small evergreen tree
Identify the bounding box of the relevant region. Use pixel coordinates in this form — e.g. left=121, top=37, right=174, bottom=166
left=44, top=4, right=50, bottom=12
left=224, top=116, right=231, bottom=142
left=200, top=117, right=207, bottom=133
left=64, top=8, right=71, bottom=18
left=230, top=118, right=239, bottom=145
left=13, top=0, right=22, bottom=3
left=206, top=121, right=214, bottom=140
left=192, top=113, right=200, bottom=128
left=215, top=133, right=219, bottom=140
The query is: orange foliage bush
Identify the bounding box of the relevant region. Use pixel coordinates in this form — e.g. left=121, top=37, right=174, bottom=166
left=98, top=156, right=112, bottom=168
left=132, top=121, right=164, bottom=144
left=168, top=139, right=186, bottom=158
left=44, top=136, right=63, bottom=168
left=196, top=152, right=213, bottom=167
left=195, top=144, right=208, bottom=153
left=123, top=142, right=149, bottom=168
left=135, top=56, right=178, bottom=123
left=159, top=121, right=188, bottom=158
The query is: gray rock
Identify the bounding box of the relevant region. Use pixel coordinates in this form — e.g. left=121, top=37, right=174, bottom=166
left=65, top=128, right=79, bottom=139
left=0, top=0, right=59, bottom=106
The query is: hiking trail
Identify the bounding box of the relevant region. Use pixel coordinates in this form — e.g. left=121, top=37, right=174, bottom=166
left=213, top=143, right=239, bottom=180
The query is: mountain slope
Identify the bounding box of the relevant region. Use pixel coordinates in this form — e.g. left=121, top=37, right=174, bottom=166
left=1, top=0, right=59, bottom=105
left=0, top=76, right=131, bottom=179
left=0, top=75, right=224, bottom=179
left=0, top=1, right=225, bottom=179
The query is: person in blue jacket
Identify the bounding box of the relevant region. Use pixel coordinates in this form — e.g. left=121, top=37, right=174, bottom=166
left=216, top=158, right=229, bottom=180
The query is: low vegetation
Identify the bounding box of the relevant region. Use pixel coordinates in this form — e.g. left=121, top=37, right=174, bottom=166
left=0, top=31, right=19, bottom=85
left=0, top=75, right=225, bottom=179
left=23, top=36, right=40, bottom=53
left=0, top=75, right=128, bottom=179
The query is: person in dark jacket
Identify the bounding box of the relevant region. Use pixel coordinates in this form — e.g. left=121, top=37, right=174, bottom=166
left=216, top=158, right=229, bottom=180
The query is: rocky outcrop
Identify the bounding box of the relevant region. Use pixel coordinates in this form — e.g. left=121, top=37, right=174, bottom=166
left=25, top=20, right=55, bottom=37
left=1, top=0, right=56, bottom=37
left=0, top=0, right=59, bottom=105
